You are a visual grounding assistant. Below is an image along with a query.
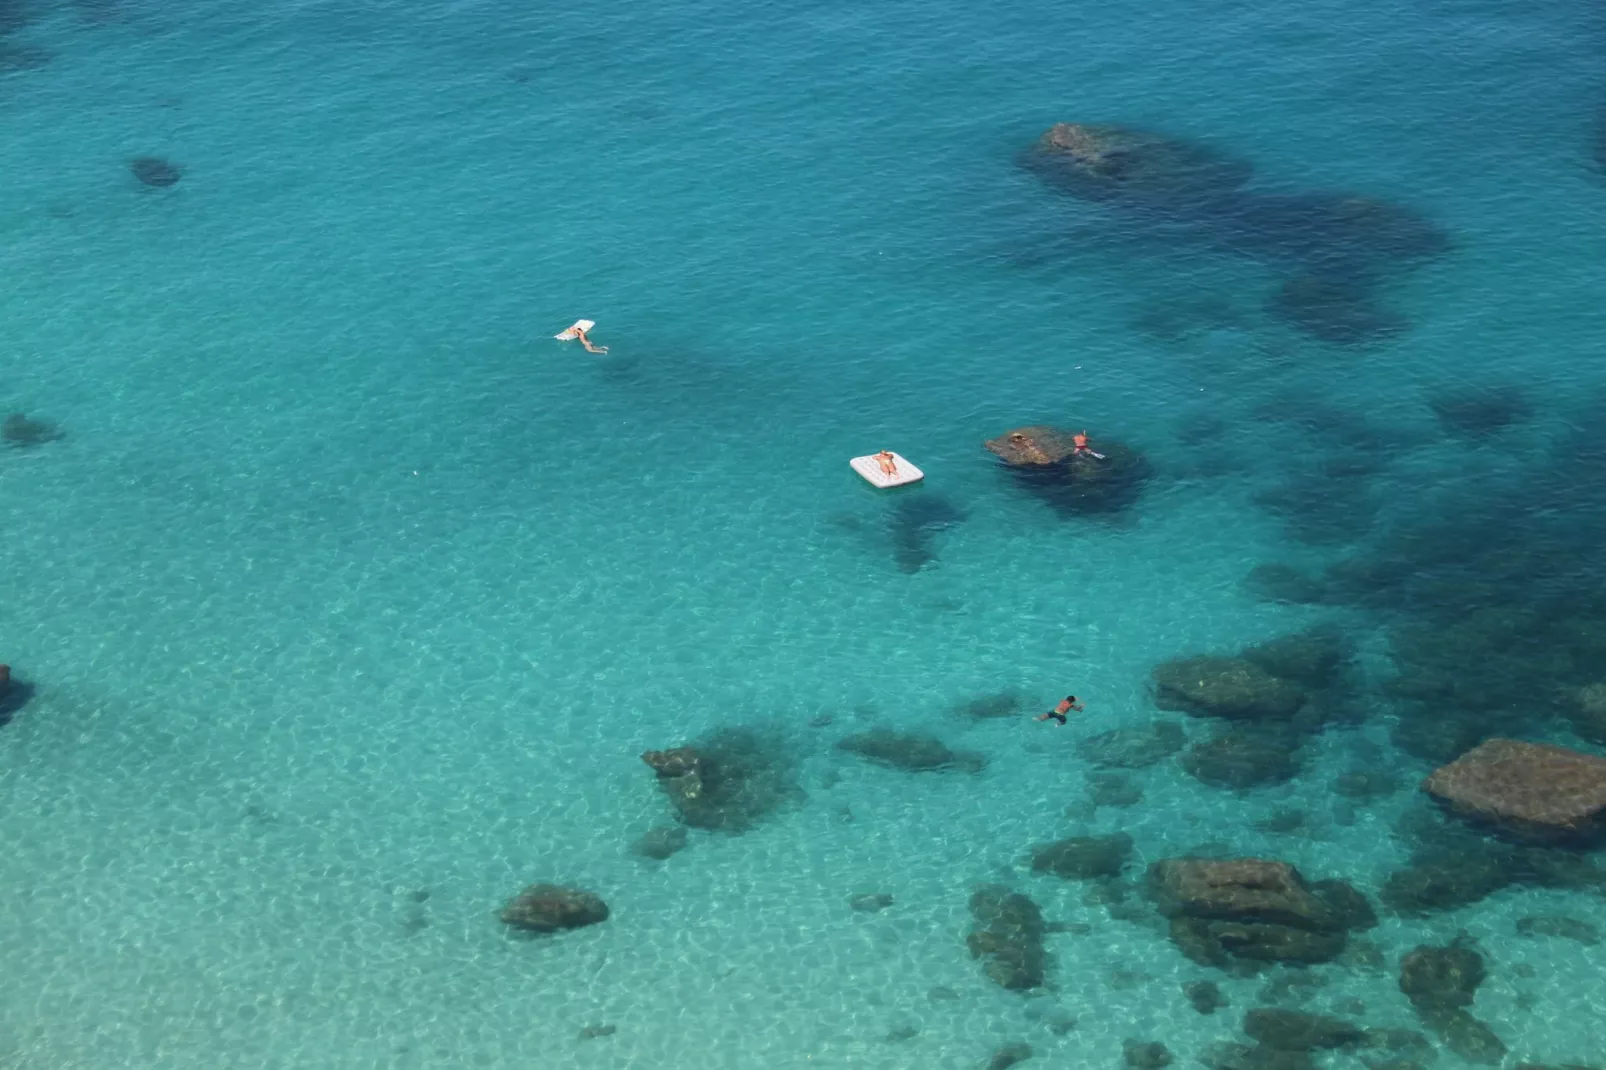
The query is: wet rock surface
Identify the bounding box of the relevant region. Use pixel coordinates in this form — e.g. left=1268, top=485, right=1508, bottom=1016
left=967, top=885, right=1047, bottom=990
left=1423, top=738, right=1606, bottom=845
left=500, top=884, right=609, bottom=933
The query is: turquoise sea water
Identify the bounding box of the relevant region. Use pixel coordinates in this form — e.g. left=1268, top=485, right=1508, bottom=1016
left=4, top=0, right=1606, bottom=1066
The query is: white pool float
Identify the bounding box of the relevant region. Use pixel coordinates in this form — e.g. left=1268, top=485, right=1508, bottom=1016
left=850, top=452, right=924, bottom=488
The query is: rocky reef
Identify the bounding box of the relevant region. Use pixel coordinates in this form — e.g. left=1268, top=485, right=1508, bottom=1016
left=130, top=156, right=182, bottom=188
left=1020, top=122, right=1448, bottom=344
left=3, top=412, right=62, bottom=447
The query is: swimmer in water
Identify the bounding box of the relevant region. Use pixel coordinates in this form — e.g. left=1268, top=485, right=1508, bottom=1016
left=874, top=450, right=898, bottom=477
left=1071, top=432, right=1105, bottom=460
left=572, top=324, right=608, bottom=354
left=1035, top=696, right=1084, bottom=725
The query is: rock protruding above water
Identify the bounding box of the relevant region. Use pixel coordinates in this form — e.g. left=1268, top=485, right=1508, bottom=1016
left=1148, top=858, right=1373, bottom=971
left=640, top=726, right=804, bottom=833
left=1023, top=122, right=1253, bottom=205
left=1030, top=833, right=1133, bottom=880
left=983, top=426, right=1151, bottom=515
left=966, top=884, right=1047, bottom=990
left=130, top=156, right=182, bottom=187
left=500, top=884, right=609, bottom=933
left=1423, top=738, right=1606, bottom=845
left=835, top=729, right=985, bottom=773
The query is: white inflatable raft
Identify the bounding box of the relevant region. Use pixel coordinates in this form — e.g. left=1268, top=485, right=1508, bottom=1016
left=850, top=452, right=924, bottom=488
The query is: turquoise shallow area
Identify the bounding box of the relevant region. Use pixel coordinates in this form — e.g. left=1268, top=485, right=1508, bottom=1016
left=4, top=0, right=1606, bottom=1066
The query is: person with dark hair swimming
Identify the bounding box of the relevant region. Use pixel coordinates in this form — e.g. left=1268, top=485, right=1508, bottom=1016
left=1036, top=696, right=1083, bottom=725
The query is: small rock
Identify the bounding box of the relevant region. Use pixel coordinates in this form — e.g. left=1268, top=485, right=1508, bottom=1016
left=1030, top=833, right=1133, bottom=880
left=578, top=1024, right=616, bottom=1040
left=850, top=892, right=895, bottom=913
left=884, top=1025, right=918, bottom=1042
left=1243, top=1008, right=1363, bottom=1051
left=928, top=985, right=960, bottom=1001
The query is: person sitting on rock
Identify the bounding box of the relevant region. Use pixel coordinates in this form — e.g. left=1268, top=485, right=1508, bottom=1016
left=1036, top=696, right=1083, bottom=725
left=1071, top=431, right=1105, bottom=460
left=874, top=450, right=898, bottom=477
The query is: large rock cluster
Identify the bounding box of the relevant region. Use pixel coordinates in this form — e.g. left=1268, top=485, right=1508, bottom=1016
left=1147, top=858, right=1376, bottom=972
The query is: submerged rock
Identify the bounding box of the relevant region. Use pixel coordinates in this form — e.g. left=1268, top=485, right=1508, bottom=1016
left=836, top=729, right=986, bottom=773
left=1399, top=936, right=1485, bottom=1013
left=1152, top=656, right=1305, bottom=721
left=1185, top=979, right=1228, bottom=1015
left=1030, top=833, right=1133, bottom=880
left=640, top=726, right=804, bottom=833
left=1242, top=563, right=1328, bottom=605
left=1082, top=721, right=1186, bottom=769
left=631, top=825, right=688, bottom=860
left=2, top=412, right=63, bottom=447
left=1428, top=384, right=1531, bottom=438
left=1124, top=1039, right=1174, bottom=1069
left=849, top=892, right=894, bottom=913
left=1423, top=738, right=1606, bottom=845
left=1242, top=1008, right=1363, bottom=1051
left=1202, top=1041, right=1318, bottom=1070
left=1515, top=914, right=1600, bottom=945
left=1182, top=731, right=1301, bottom=790
left=130, top=156, right=182, bottom=187
left=500, top=884, right=609, bottom=933
left=1267, top=273, right=1405, bottom=346
left=1023, top=122, right=1253, bottom=205
left=987, top=1042, right=1035, bottom=1070
left=1239, top=627, right=1350, bottom=689
left=1148, top=858, right=1355, bottom=969
left=967, top=884, right=1047, bottom=990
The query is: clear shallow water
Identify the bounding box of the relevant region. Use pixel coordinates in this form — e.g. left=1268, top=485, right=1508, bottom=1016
left=3, top=0, right=1606, bottom=1067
